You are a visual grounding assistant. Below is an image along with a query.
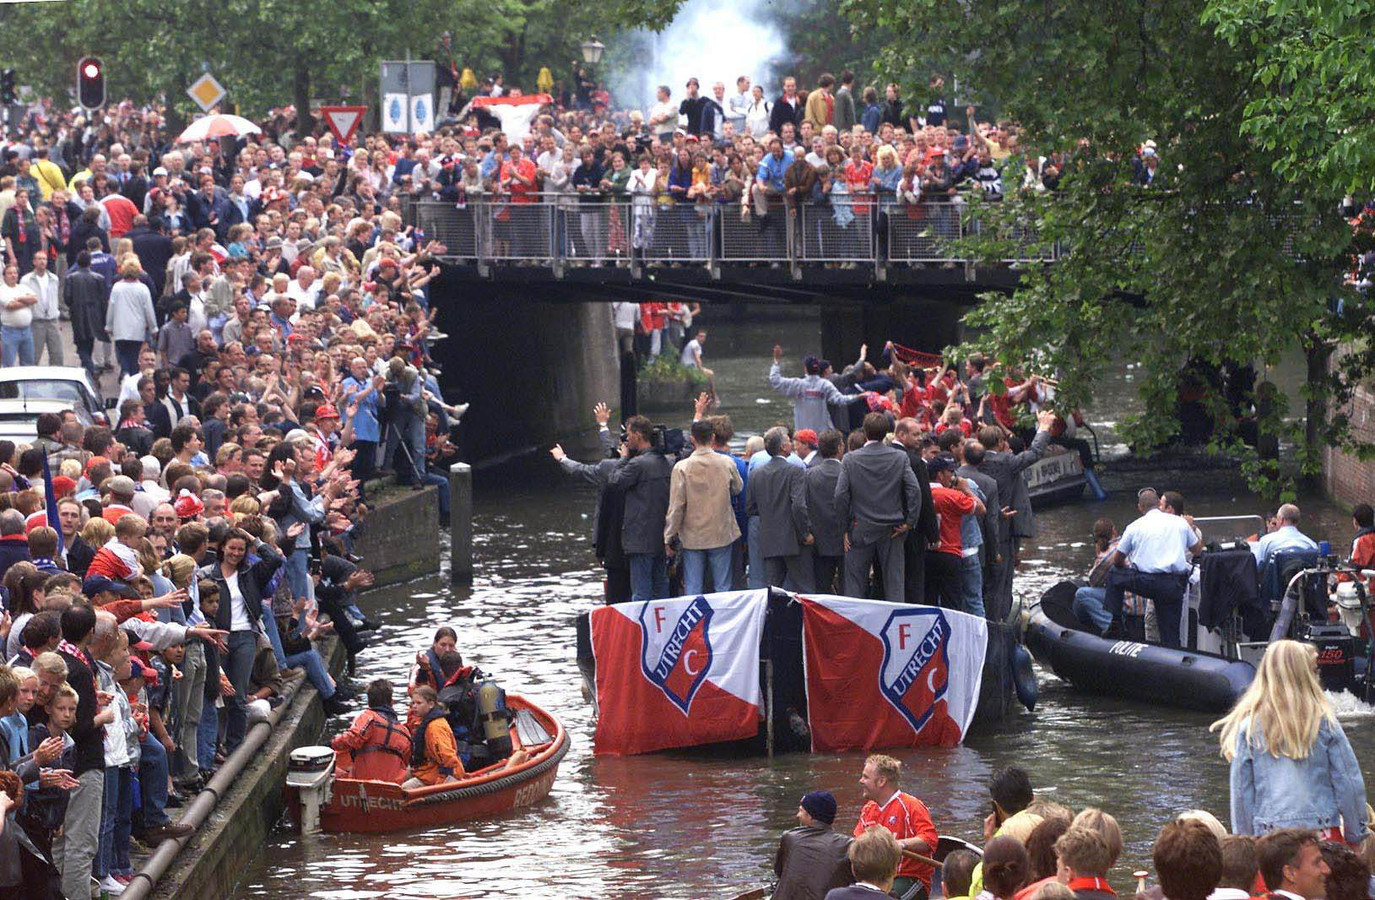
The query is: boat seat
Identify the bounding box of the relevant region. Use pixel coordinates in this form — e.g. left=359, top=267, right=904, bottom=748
left=514, top=708, right=553, bottom=748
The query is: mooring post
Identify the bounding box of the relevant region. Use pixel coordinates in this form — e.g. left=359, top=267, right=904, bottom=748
left=449, top=462, right=473, bottom=582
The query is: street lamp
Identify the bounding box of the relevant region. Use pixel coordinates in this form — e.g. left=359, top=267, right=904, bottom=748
left=581, top=37, right=605, bottom=66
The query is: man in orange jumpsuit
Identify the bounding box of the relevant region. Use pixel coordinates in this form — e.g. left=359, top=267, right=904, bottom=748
left=854, top=754, right=939, bottom=900
left=331, top=679, right=411, bottom=783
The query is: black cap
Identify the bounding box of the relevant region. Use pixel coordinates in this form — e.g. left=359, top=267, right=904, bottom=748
left=927, top=453, right=958, bottom=475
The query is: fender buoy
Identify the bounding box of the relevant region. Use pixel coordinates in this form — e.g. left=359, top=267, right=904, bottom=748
left=1012, top=644, right=1038, bottom=711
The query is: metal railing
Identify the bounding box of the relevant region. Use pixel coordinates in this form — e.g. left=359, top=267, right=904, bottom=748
left=406, top=194, right=1060, bottom=272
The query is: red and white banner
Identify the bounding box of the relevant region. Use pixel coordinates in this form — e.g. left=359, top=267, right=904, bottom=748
left=799, top=595, right=986, bottom=752
left=591, top=590, right=767, bottom=755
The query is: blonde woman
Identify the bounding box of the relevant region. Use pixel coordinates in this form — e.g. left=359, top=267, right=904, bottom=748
left=1211, top=640, right=1368, bottom=843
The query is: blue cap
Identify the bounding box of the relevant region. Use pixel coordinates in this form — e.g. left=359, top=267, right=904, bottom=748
left=927, top=453, right=959, bottom=475
left=83, top=575, right=140, bottom=599
left=801, top=790, right=837, bottom=824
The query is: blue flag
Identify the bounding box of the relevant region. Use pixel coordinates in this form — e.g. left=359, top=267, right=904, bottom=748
left=41, top=452, right=64, bottom=558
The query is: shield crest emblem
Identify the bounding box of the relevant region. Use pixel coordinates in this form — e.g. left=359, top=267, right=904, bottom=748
left=877, top=608, right=951, bottom=734
left=639, top=596, right=714, bottom=715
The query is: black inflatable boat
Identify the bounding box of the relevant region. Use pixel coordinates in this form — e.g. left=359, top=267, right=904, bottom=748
left=1024, top=581, right=1257, bottom=712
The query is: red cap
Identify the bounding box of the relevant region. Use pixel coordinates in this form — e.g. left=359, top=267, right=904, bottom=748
left=51, top=475, right=76, bottom=497
left=378, top=257, right=399, bottom=269
left=85, top=455, right=110, bottom=474
left=794, top=429, right=818, bottom=445
left=315, top=404, right=340, bottom=421
left=173, top=491, right=205, bottom=520
left=287, top=332, right=308, bottom=344
left=24, top=511, right=47, bottom=533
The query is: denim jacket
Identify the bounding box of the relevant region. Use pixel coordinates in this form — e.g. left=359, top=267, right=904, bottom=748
left=1230, top=716, right=1368, bottom=843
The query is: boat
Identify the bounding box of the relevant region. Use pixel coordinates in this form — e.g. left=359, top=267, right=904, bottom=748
left=1024, top=446, right=1088, bottom=507
left=1024, top=516, right=1375, bottom=712
left=286, top=694, right=569, bottom=834
left=1025, top=580, right=1257, bottom=712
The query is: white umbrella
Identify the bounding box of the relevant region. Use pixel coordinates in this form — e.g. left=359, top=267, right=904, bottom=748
left=175, top=114, right=262, bottom=143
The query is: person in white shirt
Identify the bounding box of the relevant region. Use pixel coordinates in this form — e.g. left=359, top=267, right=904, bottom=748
left=1099, top=487, right=1203, bottom=647
left=611, top=301, right=639, bottom=356
left=19, top=249, right=61, bottom=365
left=0, top=262, right=38, bottom=367
left=1251, top=503, right=1318, bottom=570
left=1206, top=835, right=1258, bottom=900
left=287, top=266, right=322, bottom=310
left=679, top=328, right=715, bottom=399
left=648, top=85, right=677, bottom=142
left=727, top=76, right=753, bottom=131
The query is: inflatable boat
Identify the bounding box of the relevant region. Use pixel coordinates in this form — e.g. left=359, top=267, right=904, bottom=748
left=1024, top=581, right=1256, bottom=712
left=286, top=694, right=569, bottom=834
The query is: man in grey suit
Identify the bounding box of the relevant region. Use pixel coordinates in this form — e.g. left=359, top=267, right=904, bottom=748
left=973, top=410, right=1056, bottom=619
left=802, top=428, right=846, bottom=593
left=608, top=415, right=675, bottom=601
left=835, top=413, right=921, bottom=602
left=747, top=426, right=814, bottom=591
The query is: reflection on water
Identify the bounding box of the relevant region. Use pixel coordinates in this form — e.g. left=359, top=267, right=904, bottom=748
left=234, top=310, right=1372, bottom=900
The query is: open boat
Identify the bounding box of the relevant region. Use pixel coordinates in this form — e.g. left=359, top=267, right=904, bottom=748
left=287, top=694, right=569, bottom=834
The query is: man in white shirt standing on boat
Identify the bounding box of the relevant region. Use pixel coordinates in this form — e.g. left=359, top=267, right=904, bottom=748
left=1100, top=487, right=1203, bottom=648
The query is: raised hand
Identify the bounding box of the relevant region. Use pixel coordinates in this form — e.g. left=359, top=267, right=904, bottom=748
left=593, top=402, right=610, bottom=427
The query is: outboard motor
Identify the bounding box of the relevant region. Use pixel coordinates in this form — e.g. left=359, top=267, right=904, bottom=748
left=287, top=746, right=336, bottom=834
left=1305, top=623, right=1356, bottom=693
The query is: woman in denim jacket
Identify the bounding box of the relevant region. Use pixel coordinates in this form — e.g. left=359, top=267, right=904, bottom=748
left=1212, top=640, right=1368, bottom=844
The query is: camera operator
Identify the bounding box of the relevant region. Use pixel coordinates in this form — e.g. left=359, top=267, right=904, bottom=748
left=382, top=356, right=427, bottom=486
left=608, top=415, right=674, bottom=601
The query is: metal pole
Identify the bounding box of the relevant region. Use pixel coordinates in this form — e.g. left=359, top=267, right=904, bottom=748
left=765, top=657, right=775, bottom=759
left=405, top=49, right=413, bottom=136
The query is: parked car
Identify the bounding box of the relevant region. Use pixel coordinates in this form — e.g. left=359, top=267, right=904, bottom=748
left=0, top=366, right=109, bottom=428
left=0, top=398, right=96, bottom=446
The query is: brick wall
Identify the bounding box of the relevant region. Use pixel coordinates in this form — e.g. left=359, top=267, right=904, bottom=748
left=1324, top=386, right=1375, bottom=509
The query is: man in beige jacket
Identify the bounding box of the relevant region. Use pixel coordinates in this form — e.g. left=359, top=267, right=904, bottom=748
left=665, top=419, right=743, bottom=595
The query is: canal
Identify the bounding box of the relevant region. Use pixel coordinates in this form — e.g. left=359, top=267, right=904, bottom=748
left=233, top=308, right=1373, bottom=900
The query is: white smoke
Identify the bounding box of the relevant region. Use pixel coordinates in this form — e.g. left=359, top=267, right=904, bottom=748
left=612, top=0, right=790, bottom=111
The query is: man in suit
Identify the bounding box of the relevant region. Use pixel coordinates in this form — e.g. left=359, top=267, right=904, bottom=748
left=770, top=76, right=803, bottom=136
left=147, top=365, right=203, bottom=439
left=803, top=429, right=846, bottom=593
left=608, top=415, right=674, bottom=601
left=835, top=413, right=920, bottom=602
left=824, top=825, right=903, bottom=900
left=127, top=214, right=174, bottom=297
left=551, top=402, right=627, bottom=602
left=894, top=418, right=940, bottom=605
left=748, top=426, right=813, bottom=591
left=973, top=411, right=1056, bottom=619
left=186, top=173, right=231, bottom=241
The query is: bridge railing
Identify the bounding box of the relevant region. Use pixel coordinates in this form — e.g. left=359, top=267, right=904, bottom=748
left=406, top=195, right=1057, bottom=270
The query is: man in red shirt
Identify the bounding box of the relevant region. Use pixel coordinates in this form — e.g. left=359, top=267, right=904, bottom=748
left=854, top=753, right=939, bottom=899
left=925, top=454, right=983, bottom=610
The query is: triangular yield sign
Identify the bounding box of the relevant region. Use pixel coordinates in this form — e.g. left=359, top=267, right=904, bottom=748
left=321, top=106, right=367, bottom=144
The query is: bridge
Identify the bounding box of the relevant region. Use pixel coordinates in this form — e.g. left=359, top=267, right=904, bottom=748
left=405, top=197, right=1051, bottom=304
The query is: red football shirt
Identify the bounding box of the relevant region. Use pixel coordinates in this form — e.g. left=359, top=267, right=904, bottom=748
left=854, top=790, right=939, bottom=883
left=931, top=484, right=976, bottom=556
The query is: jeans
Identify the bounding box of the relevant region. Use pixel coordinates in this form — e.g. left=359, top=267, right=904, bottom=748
left=97, top=765, right=133, bottom=878
left=198, top=690, right=219, bottom=774
left=115, top=338, right=144, bottom=376
left=681, top=545, right=733, bottom=595
left=285, top=648, right=336, bottom=698
left=1, top=324, right=34, bottom=366
left=138, top=735, right=171, bottom=827
left=959, top=553, right=986, bottom=619
left=628, top=552, right=669, bottom=601
left=421, top=469, right=450, bottom=521
left=223, top=630, right=259, bottom=751
left=260, top=600, right=288, bottom=669
left=1073, top=586, right=1113, bottom=633
left=284, top=548, right=313, bottom=610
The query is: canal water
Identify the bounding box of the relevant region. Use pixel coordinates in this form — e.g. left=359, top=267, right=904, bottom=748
left=233, top=310, right=1373, bottom=900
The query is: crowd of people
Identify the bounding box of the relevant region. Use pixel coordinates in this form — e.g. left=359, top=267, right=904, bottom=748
left=772, top=638, right=1369, bottom=900
left=0, top=92, right=485, bottom=897
left=556, top=335, right=1091, bottom=623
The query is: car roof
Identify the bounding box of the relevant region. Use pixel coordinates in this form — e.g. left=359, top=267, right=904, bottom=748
left=0, top=366, right=100, bottom=394
left=0, top=399, right=79, bottom=412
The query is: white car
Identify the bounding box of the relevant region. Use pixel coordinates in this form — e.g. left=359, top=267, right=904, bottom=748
left=0, top=366, right=109, bottom=427
left=0, top=398, right=96, bottom=446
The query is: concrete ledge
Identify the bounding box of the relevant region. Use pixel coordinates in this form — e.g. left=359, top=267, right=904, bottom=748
left=355, top=478, right=442, bottom=586
left=148, top=639, right=344, bottom=900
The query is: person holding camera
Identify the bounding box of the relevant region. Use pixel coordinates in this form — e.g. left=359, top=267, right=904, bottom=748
left=608, top=416, right=674, bottom=602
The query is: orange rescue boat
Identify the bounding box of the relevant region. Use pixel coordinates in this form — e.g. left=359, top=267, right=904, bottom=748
left=287, top=694, right=569, bottom=834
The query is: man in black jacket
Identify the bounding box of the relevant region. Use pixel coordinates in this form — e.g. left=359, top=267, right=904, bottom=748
left=894, top=418, right=941, bottom=605
left=64, top=249, right=108, bottom=376
left=607, top=416, right=673, bottom=601
left=54, top=606, right=116, bottom=900
left=127, top=214, right=174, bottom=298
left=770, top=76, right=803, bottom=136
left=774, top=790, right=852, bottom=900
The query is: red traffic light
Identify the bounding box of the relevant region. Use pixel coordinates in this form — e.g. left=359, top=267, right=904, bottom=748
left=77, top=56, right=105, bottom=110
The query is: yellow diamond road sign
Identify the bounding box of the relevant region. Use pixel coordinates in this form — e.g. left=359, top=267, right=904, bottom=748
left=188, top=73, right=226, bottom=112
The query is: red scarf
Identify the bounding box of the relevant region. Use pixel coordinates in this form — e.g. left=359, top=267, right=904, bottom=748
left=54, top=203, right=69, bottom=244
left=1067, top=877, right=1115, bottom=895
left=13, top=205, right=25, bottom=243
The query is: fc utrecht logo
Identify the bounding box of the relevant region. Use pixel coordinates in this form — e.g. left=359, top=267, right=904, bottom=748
left=639, top=596, right=714, bottom=715
left=877, top=608, right=951, bottom=734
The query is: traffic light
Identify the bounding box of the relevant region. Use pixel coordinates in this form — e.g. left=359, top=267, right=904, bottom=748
left=77, top=57, right=104, bottom=110
left=0, top=70, right=14, bottom=106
